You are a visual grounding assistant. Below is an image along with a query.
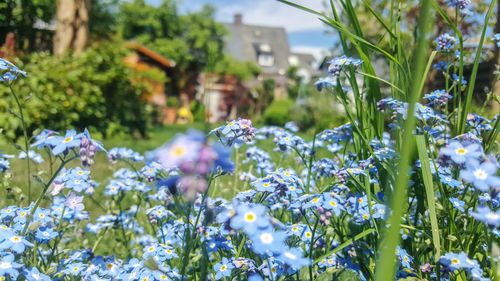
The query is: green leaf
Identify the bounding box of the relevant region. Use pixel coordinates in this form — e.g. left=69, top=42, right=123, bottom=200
left=457, top=0, right=496, bottom=134
left=374, top=0, right=434, bottom=280
left=415, top=135, right=441, bottom=261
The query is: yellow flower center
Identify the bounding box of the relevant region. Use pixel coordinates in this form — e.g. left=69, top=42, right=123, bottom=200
left=171, top=146, right=186, bottom=157
left=63, top=137, right=73, bottom=143
left=220, top=265, right=227, bottom=271
left=244, top=212, right=256, bottom=223
left=455, top=148, right=468, bottom=155
left=10, top=236, right=21, bottom=243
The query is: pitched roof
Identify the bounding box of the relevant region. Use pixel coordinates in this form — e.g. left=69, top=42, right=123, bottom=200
left=223, top=22, right=291, bottom=75
left=126, top=41, right=176, bottom=69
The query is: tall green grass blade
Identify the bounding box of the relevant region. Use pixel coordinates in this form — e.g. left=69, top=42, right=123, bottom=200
left=432, top=1, right=462, bottom=42
left=319, top=17, right=401, bottom=66
left=457, top=0, right=496, bottom=134
left=374, top=1, right=434, bottom=280
left=277, top=0, right=401, bottom=67
left=485, top=117, right=499, bottom=153
left=415, top=135, right=441, bottom=261
left=417, top=51, right=437, bottom=98
left=276, top=0, right=324, bottom=17
left=357, top=71, right=404, bottom=94
left=314, top=228, right=376, bottom=264
left=363, top=0, right=397, bottom=40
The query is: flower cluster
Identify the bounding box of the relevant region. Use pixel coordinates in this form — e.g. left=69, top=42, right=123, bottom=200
left=424, top=89, right=452, bottom=107
left=315, top=55, right=362, bottom=91
left=151, top=130, right=234, bottom=200
left=210, top=118, right=255, bottom=147
left=0, top=58, right=26, bottom=84
left=434, top=33, right=457, bottom=52
left=0, top=6, right=499, bottom=280
left=445, top=0, right=472, bottom=14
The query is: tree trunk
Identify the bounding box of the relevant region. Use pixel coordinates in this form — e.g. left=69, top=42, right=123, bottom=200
left=53, top=0, right=90, bottom=56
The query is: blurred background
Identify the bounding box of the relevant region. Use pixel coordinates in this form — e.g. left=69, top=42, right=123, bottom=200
left=0, top=0, right=498, bottom=144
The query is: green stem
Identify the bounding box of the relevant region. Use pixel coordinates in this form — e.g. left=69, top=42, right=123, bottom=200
left=22, top=155, right=77, bottom=235
left=8, top=85, right=32, bottom=201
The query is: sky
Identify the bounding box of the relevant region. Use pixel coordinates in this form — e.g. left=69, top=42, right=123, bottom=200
left=147, top=0, right=335, bottom=59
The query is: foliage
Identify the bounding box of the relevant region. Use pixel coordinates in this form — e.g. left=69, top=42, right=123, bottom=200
left=290, top=92, right=347, bottom=132
left=118, top=0, right=227, bottom=94
left=166, top=96, right=180, bottom=108
left=0, top=42, right=151, bottom=140
left=0, top=0, right=120, bottom=51
left=262, top=99, right=294, bottom=126
left=213, top=55, right=261, bottom=81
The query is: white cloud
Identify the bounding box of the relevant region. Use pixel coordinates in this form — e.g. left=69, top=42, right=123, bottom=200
left=217, top=0, right=326, bottom=32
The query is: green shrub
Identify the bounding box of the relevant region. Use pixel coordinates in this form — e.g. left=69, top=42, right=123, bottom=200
left=166, top=97, right=180, bottom=107
left=0, top=42, right=153, bottom=140
left=262, top=99, right=294, bottom=126
left=289, top=93, right=347, bottom=132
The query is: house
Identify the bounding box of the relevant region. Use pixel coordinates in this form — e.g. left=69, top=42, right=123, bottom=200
left=223, top=13, right=318, bottom=98
left=124, top=41, right=178, bottom=124
left=201, top=73, right=254, bottom=123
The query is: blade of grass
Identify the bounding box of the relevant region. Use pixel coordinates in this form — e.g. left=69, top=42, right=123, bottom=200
left=374, top=1, right=434, bottom=280
left=457, top=0, right=497, bottom=134
left=314, top=228, right=375, bottom=264
left=276, top=0, right=324, bottom=17
left=319, top=17, right=401, bottom=66
left=277, top=0, right=401, bottom=66
left=357, top=71, right=404, bottom=94
left=363, top=0, right=397, bottom=40
left=417, top=51, right=437, bottom=98
left=415, top=135, right=441, bottom=261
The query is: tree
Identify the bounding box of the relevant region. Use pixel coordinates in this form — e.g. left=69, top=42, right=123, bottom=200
left=118, top=0, right=227, bottom=97
left=53, top=0, right=90, bottom=55
left=0, top=0, right=55, bottom=52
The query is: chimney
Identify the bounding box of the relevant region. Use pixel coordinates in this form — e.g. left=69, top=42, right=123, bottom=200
left=234, top=13, right=243, bottom=25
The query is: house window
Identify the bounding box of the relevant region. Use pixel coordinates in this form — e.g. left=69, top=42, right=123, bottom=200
left=255, top=43, right=275, bottom=67
left=258, top=54, right=275, bottom=67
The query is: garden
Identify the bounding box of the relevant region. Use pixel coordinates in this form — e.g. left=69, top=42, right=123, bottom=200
left=0, top=0, right=499, bottom=280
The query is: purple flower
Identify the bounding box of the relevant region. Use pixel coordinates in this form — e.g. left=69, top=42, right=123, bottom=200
left=315, top=77, right=337, bottom=91
left=439, top=252, right=471, bottom=271
left=250, top=229, right=287, bottom=255
left=460, top=160, right=499, bottom=191
left=435, top=33, right=457, bottom=52
left=327, top=56, right=362, bottom=76
left=214, top=258, right=234, bottom=280
left=0, top=254, right=22, bottom=279
left=45, top=130, right=82, bottom=155
left=471, top=206, right=500, bottom=227
left=277, top=247, right=310, bottom=270
left=154, top=132, right=203, bottom=169
left=79, top=129, right=104, bottom=167
left=31, top=129, right=59, bottom=149
left=210, top=118, right=255, bottom=147
left=0, top=230, right=33, bottom=253
left=440, top=141, right=483, bottom=164
left=449, top=198, right=465, bottom=212
left=65, top=193, right=85, bottom=211
left=0, top=58, right=26, bottom=84
left=230, top=203, right=270, bottom=235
